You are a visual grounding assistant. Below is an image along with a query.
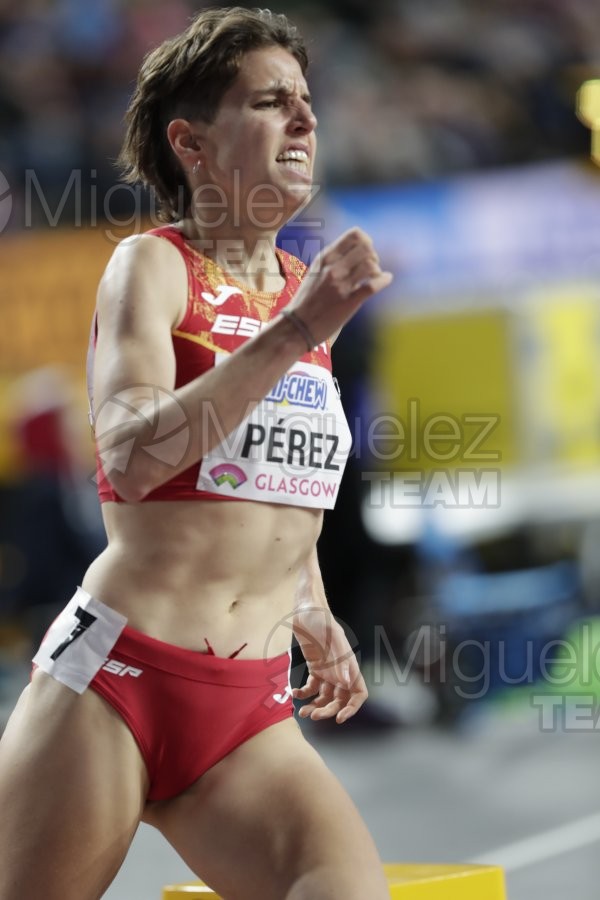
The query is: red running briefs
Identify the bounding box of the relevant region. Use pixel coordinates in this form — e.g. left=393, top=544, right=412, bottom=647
left=89, top=626, right=294, bottom=801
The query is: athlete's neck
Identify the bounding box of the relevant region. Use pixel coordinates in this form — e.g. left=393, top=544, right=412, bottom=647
left=182, top=217, right=285, bottom=293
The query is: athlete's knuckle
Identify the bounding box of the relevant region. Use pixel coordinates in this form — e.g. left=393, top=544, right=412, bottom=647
left=326, top=267, right=346, bottom=291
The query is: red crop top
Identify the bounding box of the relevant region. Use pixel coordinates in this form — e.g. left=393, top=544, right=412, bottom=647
left=89, top=225, right=332, bottom=503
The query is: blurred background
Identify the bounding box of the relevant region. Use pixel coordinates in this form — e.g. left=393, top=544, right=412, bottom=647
left=1, top=0, right=600, bottom=898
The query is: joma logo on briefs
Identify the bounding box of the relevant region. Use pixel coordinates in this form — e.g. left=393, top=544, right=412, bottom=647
left=266, top=371, right=327, bottom=409
left=102, top=659, right=143, bottom=678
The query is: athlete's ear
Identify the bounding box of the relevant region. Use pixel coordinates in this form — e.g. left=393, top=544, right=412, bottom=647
left=167, top=119, right=204, bottom=172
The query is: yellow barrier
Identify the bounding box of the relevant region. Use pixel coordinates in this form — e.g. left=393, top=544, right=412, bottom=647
left=162, top=863, right=507, bottom=899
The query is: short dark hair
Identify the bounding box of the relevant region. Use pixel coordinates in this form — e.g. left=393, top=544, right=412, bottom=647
left=118, top=7, right=309, bottom=222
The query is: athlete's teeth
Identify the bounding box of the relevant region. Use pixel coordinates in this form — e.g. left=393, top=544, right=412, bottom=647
left=277, top=150, right=308, bottom=162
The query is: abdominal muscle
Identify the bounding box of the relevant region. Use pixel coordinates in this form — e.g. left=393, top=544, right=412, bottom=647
left=81, top=499, right=323, bottom=659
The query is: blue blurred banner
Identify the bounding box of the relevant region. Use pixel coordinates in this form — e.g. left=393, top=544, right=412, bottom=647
left=326, top=161, right=600, bottom=306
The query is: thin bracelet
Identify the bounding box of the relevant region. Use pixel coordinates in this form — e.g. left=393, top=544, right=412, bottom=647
left=280, top=308, right=316, bottom=352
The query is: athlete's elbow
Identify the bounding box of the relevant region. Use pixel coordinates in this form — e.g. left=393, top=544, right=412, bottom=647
left=109, top=476, right=149, bottom=503
left=101, top=451, right=158, bottom=503
left=103, top=469, right=147, bottom=503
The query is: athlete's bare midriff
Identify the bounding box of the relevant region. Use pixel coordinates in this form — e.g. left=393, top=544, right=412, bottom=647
left=81, top=499, right=322, bottom=657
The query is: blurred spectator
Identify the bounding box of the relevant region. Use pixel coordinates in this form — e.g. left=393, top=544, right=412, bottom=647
left=0, top=368, right=105, bottom=645
left=0, top=0, right=596, bottom=230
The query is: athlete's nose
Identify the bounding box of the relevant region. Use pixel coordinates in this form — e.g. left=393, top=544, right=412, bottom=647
left=289, top=99, right=317, bottom=135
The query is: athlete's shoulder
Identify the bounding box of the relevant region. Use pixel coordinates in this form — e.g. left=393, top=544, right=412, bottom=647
left=97, top=229, right=188, bottom=326
left=145, top=223, right=186, bottom=246
left=278, top=248, right=308, bottom=282
left=103, top=228, right=185, bottom=275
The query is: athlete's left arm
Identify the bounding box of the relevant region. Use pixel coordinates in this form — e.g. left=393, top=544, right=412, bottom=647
left=292, top=547, right=368, bottom=723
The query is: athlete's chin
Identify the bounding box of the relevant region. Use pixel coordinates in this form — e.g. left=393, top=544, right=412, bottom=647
left=279, top=181, right=314, bottom=217
left=251, top=195, right=308, bottom=230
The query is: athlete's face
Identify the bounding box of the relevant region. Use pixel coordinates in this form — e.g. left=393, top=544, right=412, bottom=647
left=196, top=46, right=317, bottom=226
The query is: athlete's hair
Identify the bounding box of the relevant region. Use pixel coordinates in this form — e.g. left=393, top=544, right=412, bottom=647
left=118, top=7, right=308, bottom=222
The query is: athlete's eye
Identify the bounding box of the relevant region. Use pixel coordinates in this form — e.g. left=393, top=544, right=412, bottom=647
left=255, top=99, right=281, bottom=109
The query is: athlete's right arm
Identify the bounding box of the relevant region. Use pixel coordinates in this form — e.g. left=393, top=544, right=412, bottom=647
left=93, top=228, right=391, bottom=502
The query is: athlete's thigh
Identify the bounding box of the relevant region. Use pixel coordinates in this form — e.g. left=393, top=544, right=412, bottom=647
left=0, top=670, right=148, bottom=900
left=148, top=718, right=386, bottom=900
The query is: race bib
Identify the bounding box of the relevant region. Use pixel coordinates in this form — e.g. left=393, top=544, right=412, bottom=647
left=197, top=359, right=352, bottom=509
left=33, top=587, right=127, bottom=694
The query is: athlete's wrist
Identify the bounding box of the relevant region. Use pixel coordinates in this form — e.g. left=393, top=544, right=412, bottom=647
left=268, top=310, right=313, bottom=358
left=280, top=308, right=316, bottom=353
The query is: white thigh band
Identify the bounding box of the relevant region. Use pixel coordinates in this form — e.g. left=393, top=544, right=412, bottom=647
left=33, top=587, right=128, bottom=694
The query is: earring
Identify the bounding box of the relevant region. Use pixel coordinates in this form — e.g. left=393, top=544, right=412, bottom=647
left=192, top=160, right=201, bottom=176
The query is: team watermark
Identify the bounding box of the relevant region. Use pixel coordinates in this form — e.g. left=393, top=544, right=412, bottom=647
left=90, top=385, right=501, bottom=509
left=2, top=166, right=326, bottom=257
left=262, top=614, right=600, bottom=730
left=356, top=401, right=500, bottom=463
left=362, top=469, right=501, bottom=509
left=260, top=612, right=600, bottom=728
left=91, top=384, right=192, bottom=487
left=377, top=622, right=600, bottom=696
left=531, top=695, right=600, bottom=732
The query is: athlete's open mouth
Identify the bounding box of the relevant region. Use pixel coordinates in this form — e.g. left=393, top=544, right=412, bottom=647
left=276, top=149, right=309, bottom=170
